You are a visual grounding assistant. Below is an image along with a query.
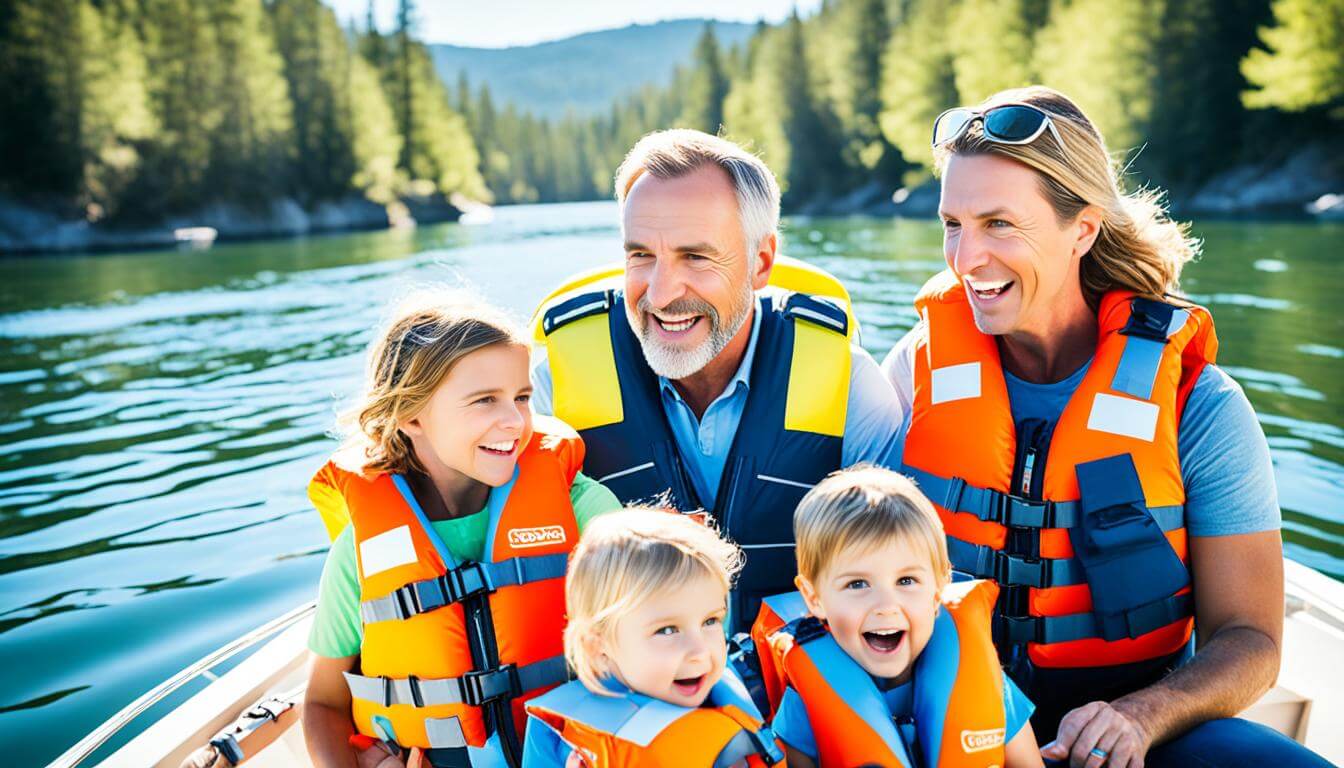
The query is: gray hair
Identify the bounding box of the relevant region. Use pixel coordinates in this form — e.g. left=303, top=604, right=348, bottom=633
left=614, top=129, right=781, bottom=260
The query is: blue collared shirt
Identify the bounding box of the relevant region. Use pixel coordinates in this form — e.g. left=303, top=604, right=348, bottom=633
left=531, top=307, right=904, bottom=508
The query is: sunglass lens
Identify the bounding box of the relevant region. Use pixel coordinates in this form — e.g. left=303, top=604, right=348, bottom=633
left=983, top=106, right=1047, bottom=142
left=932, top=109, right=975, bottom=147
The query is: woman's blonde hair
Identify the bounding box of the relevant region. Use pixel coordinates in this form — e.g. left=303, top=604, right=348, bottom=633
left=563, top=507, right=744, bottom=695
left=336, top=290, right=528, bottom=474
left=933, top=85, right=1200, bottom=309
left=794, top=465, right=951, bottom=590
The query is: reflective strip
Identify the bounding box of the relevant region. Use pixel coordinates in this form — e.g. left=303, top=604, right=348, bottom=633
left=788, top=305, right=846, bottom=333
left=1111, top=335, right=1166, bottom=400
left=357, top=525, right=418, bottom=579
left=542, top=291, right=611, bottom=335
left=423, top=717, right=468, bottom=748
left=344, top=655, right=569, bottom=708
left=613, top=698, right=694, bottom=747
left=597, top=461, right=655, bottom=484
left=931, top=362, right=981, bottom=405
left=756, top=474, right=814, bottom=490
left=1087, top=393, right=1159, bottom=442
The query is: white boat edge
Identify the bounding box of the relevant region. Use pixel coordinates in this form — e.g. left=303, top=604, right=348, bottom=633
left=54, top=557, right=1344, bottom=768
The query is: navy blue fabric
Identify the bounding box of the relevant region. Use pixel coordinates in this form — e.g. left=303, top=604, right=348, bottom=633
left=573, top=291, right=844, bottom=635
left=1144, top=718, right=1334, bottom=768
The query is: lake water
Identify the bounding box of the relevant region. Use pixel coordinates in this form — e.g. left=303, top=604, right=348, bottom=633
left=2, top=201, right=1341, bottom=766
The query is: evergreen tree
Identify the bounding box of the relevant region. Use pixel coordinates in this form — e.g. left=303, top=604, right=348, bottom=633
left=348, top=52, right=402, bottom=204
left=828, top=0, right=898, bottom=178
left=1033, top=0, right=1163, bottom=156
left=1241, top=0, right=1344, bottom=114
left=678, top=23, right=729, bottom=134
left=878, top=0, right=958, bottom=178
left=948, top=0, right=1034, bottom=101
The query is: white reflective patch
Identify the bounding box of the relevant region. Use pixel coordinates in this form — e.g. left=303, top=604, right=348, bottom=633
left=358, top=525, right=417, bottom=578
left=931, top=362, right=981, bottom=404
left=1087, top=393, right=1159, bottom=442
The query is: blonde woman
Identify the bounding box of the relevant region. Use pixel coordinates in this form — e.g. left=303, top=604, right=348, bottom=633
left=303, top=292, right=620, bottom=768
left=882, top=86, right=1326, bottom=768
left=523, top=507, right=782, bottom=767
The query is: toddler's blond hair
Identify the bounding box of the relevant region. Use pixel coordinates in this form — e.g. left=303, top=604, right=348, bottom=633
left=563, top=507, right=744, bottom=695
left=794, top=465, right=951, bottom=589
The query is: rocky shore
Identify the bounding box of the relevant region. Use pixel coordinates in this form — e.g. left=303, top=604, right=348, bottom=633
left=0, top=193, right=465, bottom=255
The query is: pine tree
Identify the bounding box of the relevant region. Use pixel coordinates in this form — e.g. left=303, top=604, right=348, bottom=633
left=1241, top=0, right=1344, bottom=114
left=678, top=23, right=729, bottom=134
left=878, top=0, right=958, bottom=178
left=947, top=0, right=1034, bottom=102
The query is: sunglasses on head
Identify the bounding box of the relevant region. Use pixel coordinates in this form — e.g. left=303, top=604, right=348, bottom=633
left=931, top=103, right=1064, bottom=149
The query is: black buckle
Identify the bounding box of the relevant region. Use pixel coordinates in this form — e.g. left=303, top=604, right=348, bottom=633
left=994, top=552, right=1049, bottom=589
left=994, top=613, right=1040, bottom=645
left=1004, top=526, right=1040, bottom=560
left=460, top=664, right=522, bottom=707
left=789, top=616, right=828, bottom=645
left=1120, top=298, right=1174, bottom=341
left=1002, top=496, right=1055, bottom=529
left=442, top=563, right=492, bottom=603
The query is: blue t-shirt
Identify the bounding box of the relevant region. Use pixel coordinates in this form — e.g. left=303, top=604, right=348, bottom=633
left=881, top=329, right=1281, bottom=537
left=772, top=673, right=1034, bottom=762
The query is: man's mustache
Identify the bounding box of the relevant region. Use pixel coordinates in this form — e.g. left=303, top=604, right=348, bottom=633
left=635, top=295, right=720, bottom=328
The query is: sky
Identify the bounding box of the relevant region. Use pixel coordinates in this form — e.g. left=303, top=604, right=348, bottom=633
left=324, top=0, right=824, bottom=48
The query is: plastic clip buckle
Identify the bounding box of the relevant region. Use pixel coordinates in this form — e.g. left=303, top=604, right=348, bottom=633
left=461, top=665, right=521, bottom=707
left=443, top=563, right=492, bottom=603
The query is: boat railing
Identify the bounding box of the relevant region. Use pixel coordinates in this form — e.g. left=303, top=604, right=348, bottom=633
left=47, top=601, right=317, bottom=768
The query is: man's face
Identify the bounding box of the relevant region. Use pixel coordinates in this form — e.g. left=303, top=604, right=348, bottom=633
left=621, top=165, right=767, bottom=380
left=938, top=153, right=1085, bottom=338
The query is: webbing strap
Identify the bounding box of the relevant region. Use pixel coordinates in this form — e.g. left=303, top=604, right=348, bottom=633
left=542, top=290, right=613, bottom=335
left=946, top=537, right=1086, bottom=588
left=344, top=655, right=569, bottom=709
left=996, top=593, right=1192, bottom=645
left=904, top=466, right=1182, bottom=532
left=361, top=554, right=569, bottom=624
left=1112, top=304, right=1189, bottom=400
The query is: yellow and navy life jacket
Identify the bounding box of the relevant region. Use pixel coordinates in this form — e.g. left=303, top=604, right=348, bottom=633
left=307, top=417, right=584, bottom=767
left=900, top=271, right=1217, bottom=723
left=752, top=580, right=1008, bottom=768
left=525, top=669, right=785, bottom=767
left=533, top=258, right=854, bottom=633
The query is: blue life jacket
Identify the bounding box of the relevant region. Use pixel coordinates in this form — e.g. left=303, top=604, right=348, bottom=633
left=540, top=288, right=852, bottom=633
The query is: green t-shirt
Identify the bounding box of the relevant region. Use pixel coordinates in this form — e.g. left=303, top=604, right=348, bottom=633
left=308, top=471, right=621, bottom=658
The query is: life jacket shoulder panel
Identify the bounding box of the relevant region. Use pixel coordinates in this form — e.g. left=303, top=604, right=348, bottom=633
left=903, top=271, right=1217, bottom=671
left=309, top=422, right=583, bottom=759
left=752, top=580, right=1008, bottom=768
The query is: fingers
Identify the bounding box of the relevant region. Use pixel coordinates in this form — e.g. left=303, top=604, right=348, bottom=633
left=1042, top=702, right=1102, bottom=763
left=1070, top=707, right=1115, bottom=767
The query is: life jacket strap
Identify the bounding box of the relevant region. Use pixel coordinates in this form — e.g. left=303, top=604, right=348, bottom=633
left=903, top=465, right=1183, bottom=532
left=712, top=725, right=786, bottom=768
left=994, top=592, right=1192, bottom=645
left=541, top=290, right=614, bottom=335
left=344, top=655, right=569, bottom=710
left=946, top=537, right=1087, bottom=588
left=360, top=554, right=569, bottom=624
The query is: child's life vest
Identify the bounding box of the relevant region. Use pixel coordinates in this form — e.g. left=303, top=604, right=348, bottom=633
left=524, top=668, right=785, bottom=768
left=306, top=416, right=584, bottom=766
left=752, top=580, right=1009, bottom=768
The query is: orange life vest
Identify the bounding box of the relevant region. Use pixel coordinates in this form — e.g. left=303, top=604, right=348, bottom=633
left=307, top=418, right=584, bottom=766
left=525, top=670, right=785, bottom=767
left=901, top=271, right=1217, bottom=671
left=753, top=580, right=1007, bottom=768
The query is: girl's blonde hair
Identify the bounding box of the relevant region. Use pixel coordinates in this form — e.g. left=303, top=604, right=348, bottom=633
left=336, top=290, right=528, bottom=474
left=563, top=507, right=744, bottom=695
left=794, top=465, right=951, bottom=590
left=934, top=85, right=1200, bottom=310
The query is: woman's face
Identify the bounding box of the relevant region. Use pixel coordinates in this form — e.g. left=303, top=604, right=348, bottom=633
left=938, top=153, right=1090, bottom=338
left=400, top=342, right=534, bottom=487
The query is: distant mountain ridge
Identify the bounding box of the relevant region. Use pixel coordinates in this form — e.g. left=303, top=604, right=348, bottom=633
left=430, top=19, right=756, bottom=118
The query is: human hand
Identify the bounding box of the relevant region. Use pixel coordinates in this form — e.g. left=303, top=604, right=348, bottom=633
left=350, top=734, right=406, bottom=768
left=1040, top=700, right=1151, bottom=768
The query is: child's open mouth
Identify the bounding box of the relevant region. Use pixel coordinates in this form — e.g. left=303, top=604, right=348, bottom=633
left=863, top=629, right=906, bottom=654
left=672, top=674, right=705, bottom=697
left=479, top=439, right=517, bottom=456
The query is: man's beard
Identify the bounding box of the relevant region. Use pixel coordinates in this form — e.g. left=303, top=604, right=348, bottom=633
left=625, top=282, right=755, bottom=380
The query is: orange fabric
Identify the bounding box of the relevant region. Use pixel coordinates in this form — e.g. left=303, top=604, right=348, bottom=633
left=905, top=273, right=1216, bottom=669
left=530, top=701, right=780, bottom=767
left=328, top=424, right=583, bottom=749
left=755, top=581, right=1007, bottom=768
left=749, top=601, right=792, bottom=714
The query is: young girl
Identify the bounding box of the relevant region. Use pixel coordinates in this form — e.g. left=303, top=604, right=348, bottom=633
left=303, top=291, right=621, bottom=768
left=522, top=508, right=784, bottom=768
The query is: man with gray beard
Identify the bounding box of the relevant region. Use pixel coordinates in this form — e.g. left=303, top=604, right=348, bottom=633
left=530, top=130, right=903, bottom=634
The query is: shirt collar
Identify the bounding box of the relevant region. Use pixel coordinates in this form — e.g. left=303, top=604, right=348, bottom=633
left=659, top=303, right=762, bottom=403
